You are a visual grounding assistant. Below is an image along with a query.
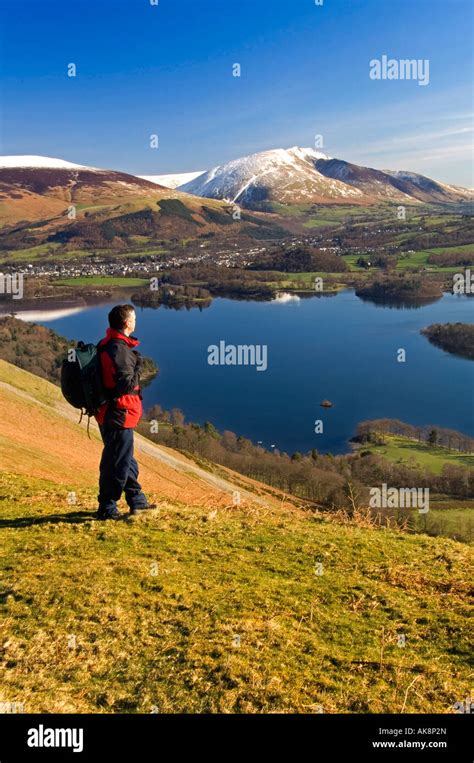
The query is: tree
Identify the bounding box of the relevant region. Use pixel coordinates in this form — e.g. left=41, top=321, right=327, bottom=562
left=170, top=408, right=185, bottom=427
left=204, top=421, right=219, bottom=439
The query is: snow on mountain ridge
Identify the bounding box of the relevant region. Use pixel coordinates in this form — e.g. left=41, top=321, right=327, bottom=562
left=139, top=171, right=205, bottom=189
left=3, top=150, right=470, bottom=209
left=383, top=168, right=473, bottom=199
left=178, top=146, right=361, bottom=205
left=287, top=146, right=330, bottom=162
left=0, top=155, right=101, bottom=170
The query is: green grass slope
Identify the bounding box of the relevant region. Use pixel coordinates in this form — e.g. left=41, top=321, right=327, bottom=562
left=0, top=364, right=472, bottom=714
left=361, top=434, right=474, bottom=474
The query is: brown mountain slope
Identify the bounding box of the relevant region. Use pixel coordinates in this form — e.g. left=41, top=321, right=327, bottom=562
left=0, top=359, right=295, bottom=512
left=0, top=163, right=288, bottom=248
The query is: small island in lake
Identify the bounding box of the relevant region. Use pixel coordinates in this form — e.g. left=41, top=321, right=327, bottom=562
left=132, top=284, right=212, bottom=310
left=421, top=322, right=474, bottom=360
left=355, top=275, right=443, bottom=306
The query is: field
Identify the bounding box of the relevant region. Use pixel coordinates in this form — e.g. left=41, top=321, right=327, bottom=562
left=358, top=435, right=474, bottom=543
left=396, top=246, right=474, bottom=272
left=417, top=502, right=474, bottom=545
left=54, top=276, right=149, bottom=287
left=361, top=435, right=474, bottom=474
left=265, top=271, right=348, bottom=292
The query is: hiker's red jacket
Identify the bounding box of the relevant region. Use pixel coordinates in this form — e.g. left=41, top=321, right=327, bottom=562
left=95, top=328, right=143, bottom=429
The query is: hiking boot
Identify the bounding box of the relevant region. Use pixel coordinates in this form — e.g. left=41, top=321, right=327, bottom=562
left=129, top=503, right=158, bottom=516
left=97, top=509, right=121, bottom=521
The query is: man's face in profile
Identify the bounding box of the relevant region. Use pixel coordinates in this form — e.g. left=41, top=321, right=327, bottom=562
left=125, top=310, right=136, bottom=335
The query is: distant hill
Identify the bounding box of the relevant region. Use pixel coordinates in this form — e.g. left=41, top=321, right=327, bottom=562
left=0, top=156, right=286, bottom=252
left=315, top=159, right=471, bottom=204
left=0, top=155, right=170, bottom=225
left=178, top=146, right=473, bottom=209
left=1, top=152, right=471, bottom=256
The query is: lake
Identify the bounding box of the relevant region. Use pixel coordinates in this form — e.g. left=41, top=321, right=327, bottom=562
left=11, top=289, right=474, bottom=455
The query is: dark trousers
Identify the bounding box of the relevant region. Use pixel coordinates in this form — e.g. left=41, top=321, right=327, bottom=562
left=98, top=425, right=148, bottom=514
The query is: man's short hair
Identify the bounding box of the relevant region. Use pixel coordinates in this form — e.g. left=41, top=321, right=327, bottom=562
left=108, top=304, right=135, bottom=331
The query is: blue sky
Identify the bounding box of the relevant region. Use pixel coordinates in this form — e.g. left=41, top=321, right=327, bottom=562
left=0, top=0, right=472, bottom=185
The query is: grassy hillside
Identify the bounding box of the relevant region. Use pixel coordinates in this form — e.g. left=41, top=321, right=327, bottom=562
left=0, top=193, right=290, bottom=261
left=357, top=435, right=474, bottom=543
left=361, top=434, right=474, bottom=474
left=0, top=361, right=472, bottom=713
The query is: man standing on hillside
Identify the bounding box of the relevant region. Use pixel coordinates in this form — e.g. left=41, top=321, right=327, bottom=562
left=95, top=304, right=156, bottom=520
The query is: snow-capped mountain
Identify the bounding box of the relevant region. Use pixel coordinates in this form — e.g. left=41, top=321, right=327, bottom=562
left=0, top=155, right=212, bottom=227
left=177, top=147, right=472, bottom=208
left=0, top=154, right=272, bottom=240
left=314, top=159, right=473, bottom=204
left=382, top=169, right=473, bottom=202
left=2, top=150, right=471, bottom=231
left=0, top=155, right=98, bottom=170
left=0, top=155, right=175, bottom=225
left=0, top=155, right=170, bottom=198
left=179, top=146, right=367, bottom=206
left=139, top=171, right=205, bottom=189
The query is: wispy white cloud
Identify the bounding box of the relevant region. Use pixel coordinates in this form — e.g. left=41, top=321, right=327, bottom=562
left=313, top=88, right=474, bottom=185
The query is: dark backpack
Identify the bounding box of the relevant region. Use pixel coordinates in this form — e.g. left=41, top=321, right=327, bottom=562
left=61, top=342, right=108, bottom=434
